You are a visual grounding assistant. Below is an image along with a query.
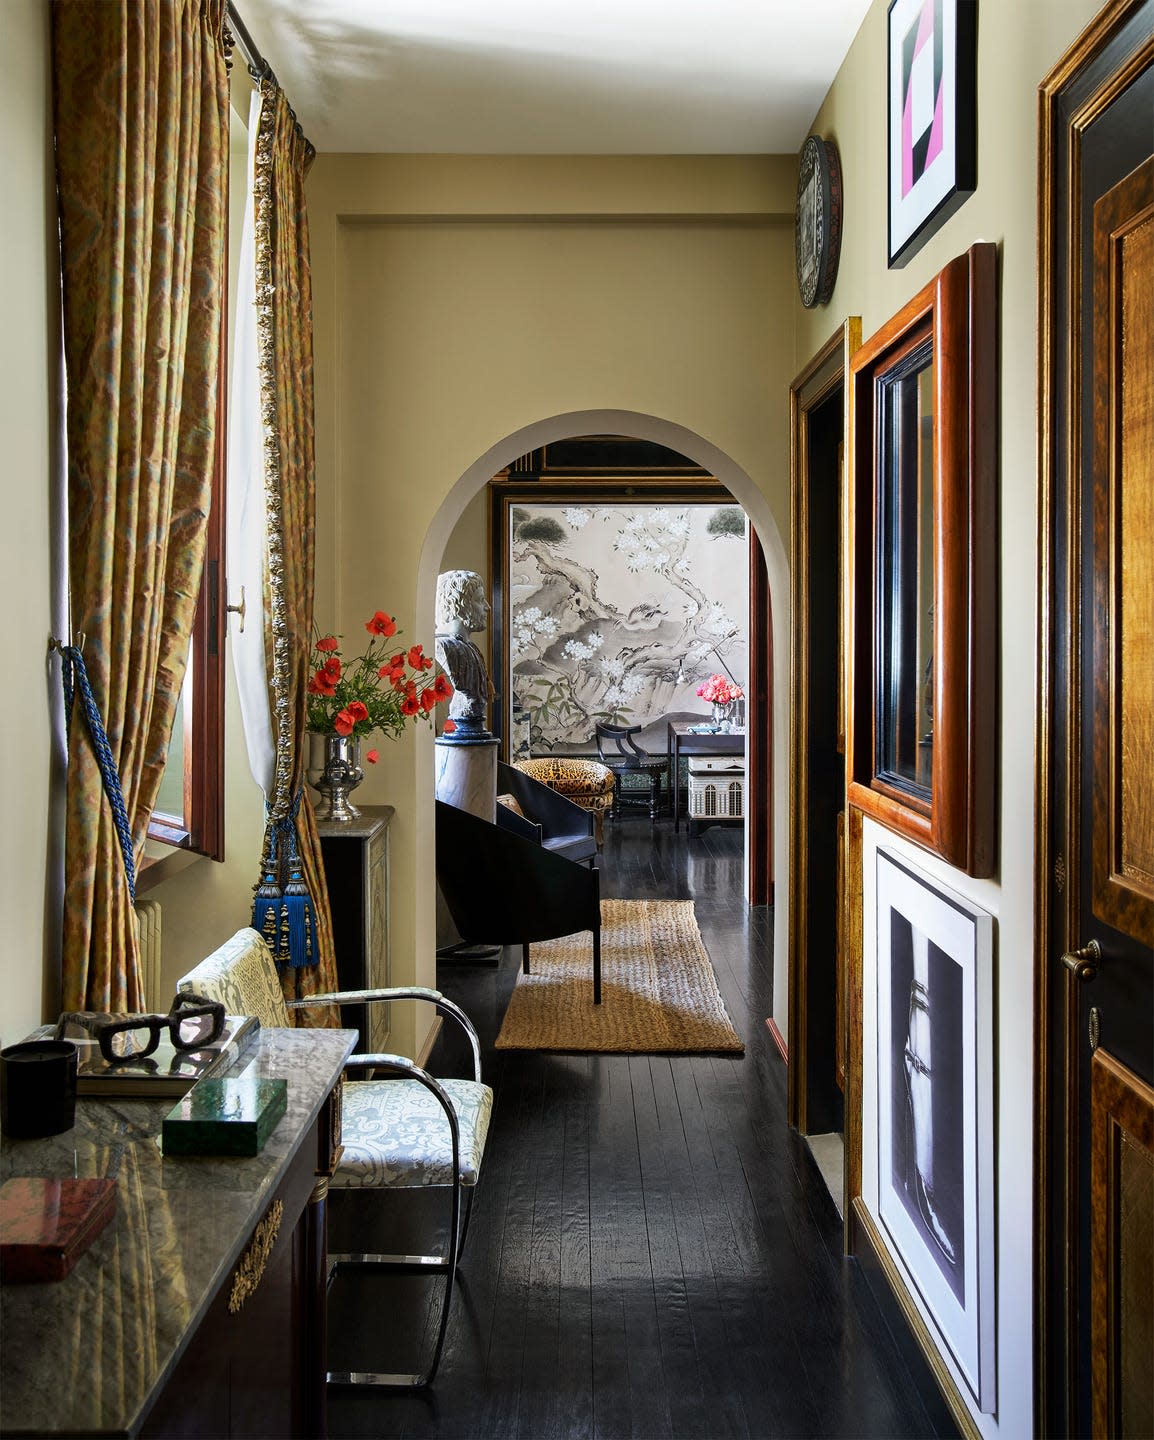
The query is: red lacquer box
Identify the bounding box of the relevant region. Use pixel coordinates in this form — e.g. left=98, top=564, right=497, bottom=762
left=0, top=1176, right=118, bottom=1283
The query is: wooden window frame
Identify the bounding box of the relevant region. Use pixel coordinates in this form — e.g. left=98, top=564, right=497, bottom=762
left=147, top=313, right=227, bottom=862
left=847, top=242, right=997, bottom=876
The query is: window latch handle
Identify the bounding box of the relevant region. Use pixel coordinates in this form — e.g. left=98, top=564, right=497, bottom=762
left=226, top=585, right=246, bottom=635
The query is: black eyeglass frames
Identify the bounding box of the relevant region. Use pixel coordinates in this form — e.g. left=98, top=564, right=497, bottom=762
left=55, top=992, right=226, bottom=1063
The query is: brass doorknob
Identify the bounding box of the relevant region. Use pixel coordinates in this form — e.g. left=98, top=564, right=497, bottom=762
left=1060, top=939, right=1101, bottom=982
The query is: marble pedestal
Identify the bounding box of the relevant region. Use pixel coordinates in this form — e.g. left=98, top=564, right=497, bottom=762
left=434, top=735, right=497, bottom=821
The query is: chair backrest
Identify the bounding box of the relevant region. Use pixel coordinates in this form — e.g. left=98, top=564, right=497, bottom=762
left=177, top=928, right=291, bottom=1028
left=595, top=722, right=648, bottom=763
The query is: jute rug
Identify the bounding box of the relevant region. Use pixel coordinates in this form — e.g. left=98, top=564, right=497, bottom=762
left=494, top=898, right=744, bottom=1054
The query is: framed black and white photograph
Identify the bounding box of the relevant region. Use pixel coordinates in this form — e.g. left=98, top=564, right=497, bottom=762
left=874, top=847, right=995, bottom=1410
left=887, top=0, right=977, bottom=268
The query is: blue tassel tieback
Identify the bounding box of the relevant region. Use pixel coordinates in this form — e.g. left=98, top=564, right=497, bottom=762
left=251, top=793, right=318, bottom=970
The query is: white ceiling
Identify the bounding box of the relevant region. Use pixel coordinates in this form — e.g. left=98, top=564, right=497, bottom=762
left=234, top=0, right=872, bottom=155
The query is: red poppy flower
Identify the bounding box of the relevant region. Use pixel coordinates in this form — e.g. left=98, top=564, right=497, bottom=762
left=309, top=669, right=337, bottom=696
left=420, top=688, right=438, bottom=712
left=315, top=635, right=339, bottom=653
left=401, top=695, right=420, bottom=717
left=407, top=645, right=425, bottom=668
left=365, top=611, right=397, bottom=637
left=322, top=656, right=342, bottom=681
left=430, top=673, right=453, bottom=701
left=347, top=700, right=369, bottom=723
left=334, top=709, right=355, bottom=736
left=442, top=719, right=457, bottom=734
left=366, top=749, right=379, bottom=764
left=404, top=680, right=418, bottom=700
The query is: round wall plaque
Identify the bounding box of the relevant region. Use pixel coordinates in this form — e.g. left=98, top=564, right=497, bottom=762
left=795, top=135, right=843, bottom=309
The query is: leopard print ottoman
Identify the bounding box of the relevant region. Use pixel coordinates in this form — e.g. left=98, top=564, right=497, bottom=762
left=514, top=757, right=615, bottom=845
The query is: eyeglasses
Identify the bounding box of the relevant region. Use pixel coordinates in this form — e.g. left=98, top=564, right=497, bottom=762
left=55, top=993, right=226, bottom=1063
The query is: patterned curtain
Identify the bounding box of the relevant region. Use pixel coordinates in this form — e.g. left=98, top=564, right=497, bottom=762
left=250, top=80, right=339, bottom=1020
left=52, top=0, right=229, bottom=1011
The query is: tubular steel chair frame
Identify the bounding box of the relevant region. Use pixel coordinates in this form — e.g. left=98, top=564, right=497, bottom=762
left=290, top=984, right=482, bottom=1390
left=178, top=935, right=490, bottom=1390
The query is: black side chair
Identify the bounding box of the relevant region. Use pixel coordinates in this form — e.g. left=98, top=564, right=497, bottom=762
left=594, top=722, right=669, bottom=822
left=435, top=800, right=603, bottom=1003
left=494, top=760, right=597, bottom=866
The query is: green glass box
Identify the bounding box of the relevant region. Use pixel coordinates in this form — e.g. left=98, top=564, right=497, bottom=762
left=161, top=1076, right=288, bottom=1157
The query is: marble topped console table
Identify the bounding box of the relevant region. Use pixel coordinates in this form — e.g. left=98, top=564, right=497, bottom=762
left=1, top=1027, right=356, bottom=1438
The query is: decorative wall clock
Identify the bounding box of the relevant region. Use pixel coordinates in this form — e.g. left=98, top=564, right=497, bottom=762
left=795, top=134, right=843, bottom=308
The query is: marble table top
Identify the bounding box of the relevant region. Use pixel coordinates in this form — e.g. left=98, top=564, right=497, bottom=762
left=1, top=1027, right=356, bottom=1436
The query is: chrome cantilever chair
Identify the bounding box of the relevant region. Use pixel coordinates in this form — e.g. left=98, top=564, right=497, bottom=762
left=178, top=927, right=491, bottom=1389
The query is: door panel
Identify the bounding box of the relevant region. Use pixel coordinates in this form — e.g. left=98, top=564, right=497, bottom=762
left=1092, top=158, right=1154, bottom=951
left=1090, top=1049, right=1154, bottom=1438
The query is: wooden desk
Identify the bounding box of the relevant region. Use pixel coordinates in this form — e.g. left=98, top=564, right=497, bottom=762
left=1, top=1028, right=356, bottom=1438
left=667, top=722, right=746, bottom=832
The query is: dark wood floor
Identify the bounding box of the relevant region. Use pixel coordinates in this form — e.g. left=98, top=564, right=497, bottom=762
left=327, top=819, right=957, bottom=1439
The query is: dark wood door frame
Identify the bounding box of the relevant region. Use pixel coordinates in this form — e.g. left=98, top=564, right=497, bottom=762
left=787, top=318, right=861, bottom=1134
left=1035, top=3, right=1154, bottom=1433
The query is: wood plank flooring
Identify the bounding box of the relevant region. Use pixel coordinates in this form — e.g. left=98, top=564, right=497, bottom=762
left=327, top=819, right=957, bottom=1439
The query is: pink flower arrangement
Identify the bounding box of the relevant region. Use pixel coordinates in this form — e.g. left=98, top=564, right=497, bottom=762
left=696, top=673, right=744, bottom=706
left=306, top=610, right=452, bottom=747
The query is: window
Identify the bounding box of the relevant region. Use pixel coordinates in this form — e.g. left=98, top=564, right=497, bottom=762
left=147, top=365, right=226, bottom=862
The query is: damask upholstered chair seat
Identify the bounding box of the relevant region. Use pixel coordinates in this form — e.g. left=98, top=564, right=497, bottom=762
left=178, top=927, right=491, bottom=1388
left=514, top=756, right=616, bottom=844
left=335, top=1077, right=490, bottom=1189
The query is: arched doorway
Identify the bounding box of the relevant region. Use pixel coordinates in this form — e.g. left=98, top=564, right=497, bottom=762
left=416, top=409, right=792, bottom=1051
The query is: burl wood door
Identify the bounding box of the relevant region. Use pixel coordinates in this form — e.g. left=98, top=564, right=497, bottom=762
left=1040, top=12, right=1153, bottom=1434
left=1078, top=154, right=1154, bottom=1440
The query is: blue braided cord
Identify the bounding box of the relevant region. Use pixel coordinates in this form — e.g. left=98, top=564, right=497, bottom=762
left=58, top=644, right=136, bottom=904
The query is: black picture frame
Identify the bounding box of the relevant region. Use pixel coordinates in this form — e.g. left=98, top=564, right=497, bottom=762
left=887, top=0, right=977, bottom=269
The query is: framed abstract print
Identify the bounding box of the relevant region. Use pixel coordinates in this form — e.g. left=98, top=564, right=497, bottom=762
left=887, top=0, right=977, bottom=268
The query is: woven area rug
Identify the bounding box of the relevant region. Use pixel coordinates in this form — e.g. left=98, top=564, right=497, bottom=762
left=494, top=898, right=744, bottom=1054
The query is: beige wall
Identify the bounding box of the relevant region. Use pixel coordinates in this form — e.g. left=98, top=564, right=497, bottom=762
left=307, top=155, right=799, bottom=1056
left=1, top=0, right=61, bottom=1046
left=796, top=1, right=1102, bottom=1434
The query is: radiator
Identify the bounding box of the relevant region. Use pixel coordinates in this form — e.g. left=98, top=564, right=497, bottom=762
left=134, top=901, right=163, bottom=1010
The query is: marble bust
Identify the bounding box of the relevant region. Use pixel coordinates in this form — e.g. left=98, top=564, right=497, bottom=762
left=434, top=569, right=492, bottom=734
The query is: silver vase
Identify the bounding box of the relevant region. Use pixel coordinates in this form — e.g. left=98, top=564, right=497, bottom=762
left=307, top=731, right=364, bottom=822
left=711, top=701, right=733, bottom=732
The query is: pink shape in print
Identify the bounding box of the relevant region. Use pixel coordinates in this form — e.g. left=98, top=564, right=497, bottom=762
left=901, top=0, right=939, bottom=198
left=925, top=84, right=945, bottom=170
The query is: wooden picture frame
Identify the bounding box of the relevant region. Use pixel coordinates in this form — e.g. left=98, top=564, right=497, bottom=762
left=887, top=0, right=977, bottom=268
left=847, top=242, right=997, bottom=876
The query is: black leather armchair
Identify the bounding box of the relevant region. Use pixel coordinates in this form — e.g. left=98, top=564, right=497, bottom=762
left=435, top=800, right=603, bottom=1004
left=494, top=760, right=597, bottom=866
